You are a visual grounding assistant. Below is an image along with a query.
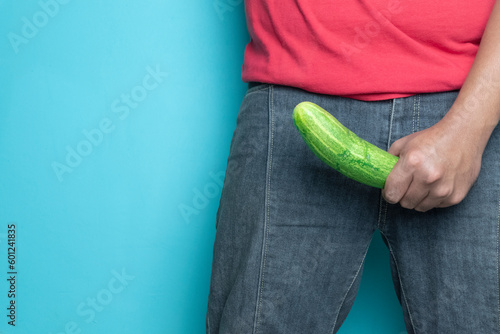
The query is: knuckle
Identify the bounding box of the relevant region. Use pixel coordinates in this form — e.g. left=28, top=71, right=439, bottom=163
left=398, top=193, right=420, bottom=209
left=440, top=192, right=466, bottom=207
left=415, top=206, right=430, bottom=213
left=423, top=167, right=444, bottom=184
left=405, top=151, right=425, bottom=168
left=448, top=192, right=466, bottom=206
left=432, top=185, right=453, bottom=199
left=399, top=199, right=415, bottom=210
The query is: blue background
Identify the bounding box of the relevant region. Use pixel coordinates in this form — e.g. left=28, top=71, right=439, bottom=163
left=0, top=1, right=407, bottom=333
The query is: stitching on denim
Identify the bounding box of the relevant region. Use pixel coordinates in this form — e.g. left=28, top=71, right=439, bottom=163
left=330, top=237, right=373, bottom=334
left=497, top=196, right=500, bottom=332
left=207, top=311, right=211, bottom=334
left=387, top=99, right=396, bottom=150
left=380, top=230, right=418, bottom=334
left=417, top=95, right=421, bottom=132
left=412, top=96, right=416, bottom=133
left=379, top=99, right=396, bottom=232
left=377, top=197, right=384, bottom=230
left=253, top=85, right=274, bottom=334
left=246, top=84, right=271, bottom=96
left=377, top=196, right=388, bottom=231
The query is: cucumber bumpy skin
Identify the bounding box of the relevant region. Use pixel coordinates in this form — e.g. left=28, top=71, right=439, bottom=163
left=293, top=101, right=398, bottom=189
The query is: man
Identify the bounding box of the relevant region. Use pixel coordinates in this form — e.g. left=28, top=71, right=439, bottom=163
left=207, top=1, right=500, bottom=332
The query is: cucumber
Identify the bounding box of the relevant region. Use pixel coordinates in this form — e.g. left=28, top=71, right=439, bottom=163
left=293, top=101, right=398, bottom=189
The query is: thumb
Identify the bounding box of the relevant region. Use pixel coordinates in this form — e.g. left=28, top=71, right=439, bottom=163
left=387, top=135, right=410, bottom=157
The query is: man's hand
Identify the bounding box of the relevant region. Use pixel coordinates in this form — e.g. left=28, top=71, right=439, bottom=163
left=382, top=0, right=500, bottom=211
left=382, top=116, right=483, bottom=212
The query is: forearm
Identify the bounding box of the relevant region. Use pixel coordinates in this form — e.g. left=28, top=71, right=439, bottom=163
left=444, top=0, right=500, bottom=148
left=382, top=1, right=500, bottom=211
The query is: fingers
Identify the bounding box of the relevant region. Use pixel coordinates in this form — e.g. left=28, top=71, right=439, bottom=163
left=406, top=184, right=449, bottom=212
left=410, top=185, right=467, bottom=212
left=397, top=163, right=448, bottom=211
left=381, top=121, right=481, bottom=212
left=384, top=165, right=467, bottom=212
left=384, top=176, right=442, bottom=212
left=386, top=174, right=470, bottom=212
left=382, top=141, right=426, bottom=205
left=382, top=160, right=412, bottom=204
left=382, top=137, right=412, bottom=203
left=387, top=135, right=407, bottom=156
left=382, top=142, right=451, bottom=212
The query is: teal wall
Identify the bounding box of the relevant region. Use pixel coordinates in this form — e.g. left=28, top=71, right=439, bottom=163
left=0, top=1, right=407, bottom=333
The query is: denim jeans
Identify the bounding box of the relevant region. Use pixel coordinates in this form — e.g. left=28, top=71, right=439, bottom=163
left=206, top=83, right=500, bottom=333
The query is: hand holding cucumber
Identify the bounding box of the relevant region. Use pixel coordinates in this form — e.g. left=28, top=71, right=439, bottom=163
left=381, top=112, right=483, bottom=212
left=293, top=101, right=484, bottom=212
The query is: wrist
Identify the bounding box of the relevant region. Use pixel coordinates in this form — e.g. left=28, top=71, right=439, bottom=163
left=440, top=103, right=497, bottom=153
left=449, top=71, right=500, bottom=134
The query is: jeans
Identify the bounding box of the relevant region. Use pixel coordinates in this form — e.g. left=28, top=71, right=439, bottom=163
left=206, top=83, right=500, bottom=333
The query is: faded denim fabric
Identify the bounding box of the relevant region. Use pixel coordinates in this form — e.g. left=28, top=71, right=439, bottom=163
left=206, top=84, right=500, bottom=334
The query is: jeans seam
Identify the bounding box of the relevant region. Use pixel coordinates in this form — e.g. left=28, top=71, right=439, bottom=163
left=330, top=238, right=373, bottom=334
left=379, top=99, right=396, bottom=231
left=246, top=84, right=271, bottom=96
left=412, top=95, right=421, bottom=133
left=380, top=230, right=417, bottom=334
left=412, top=96, right=416, bottom=133
left=387, top=98, right=396, bottom=150
left=416, top=95, right=421, bottom=132
left=207, top=311, right=211, bottom=334
left=377, top=195, right=388, bottom=232
left=253, top=85, right=274, bottom=334
left=497, top=196, right=500, bottom=332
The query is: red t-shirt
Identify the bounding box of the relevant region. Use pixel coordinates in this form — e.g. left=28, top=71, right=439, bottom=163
left=241, top=0, right=495, bottom=101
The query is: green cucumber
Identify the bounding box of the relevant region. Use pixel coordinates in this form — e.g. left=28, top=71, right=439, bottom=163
left=293, top=101, right=398, bottom=189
